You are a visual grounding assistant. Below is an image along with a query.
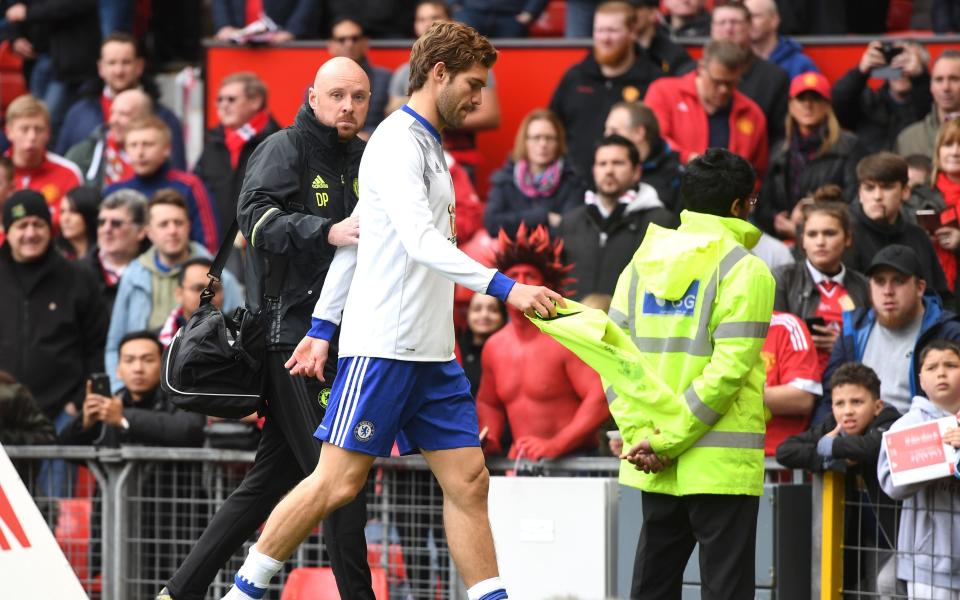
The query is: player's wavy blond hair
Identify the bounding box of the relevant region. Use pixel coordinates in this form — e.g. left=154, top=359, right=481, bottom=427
left=495, top=223, right=575, bottom=296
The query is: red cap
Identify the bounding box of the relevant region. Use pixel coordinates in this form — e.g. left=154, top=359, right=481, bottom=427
left=789, top=71, right=831, bottom=101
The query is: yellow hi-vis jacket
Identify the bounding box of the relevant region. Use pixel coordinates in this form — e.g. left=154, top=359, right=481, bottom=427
left=608, top=210, right=775, bottom=496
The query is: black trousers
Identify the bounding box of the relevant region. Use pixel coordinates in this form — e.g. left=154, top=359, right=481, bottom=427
left=167, top=352, right=374, bottom=600
left=631, top=492, right=759, bottom=600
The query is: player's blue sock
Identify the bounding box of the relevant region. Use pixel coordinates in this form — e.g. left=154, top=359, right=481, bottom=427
left=467, top=577, right=508, bottom=600
left=221, top=545, right=281, bottom=599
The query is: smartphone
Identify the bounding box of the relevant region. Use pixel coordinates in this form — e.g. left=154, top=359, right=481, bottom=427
left=916, top=209, right=941, bottom=235
left=804, top=316, right=826, bottom=332
left=90, top=373, right=111, bottom=397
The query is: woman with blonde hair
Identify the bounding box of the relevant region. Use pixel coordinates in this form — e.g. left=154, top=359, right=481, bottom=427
left=756, top=71, right=865, bottom=240
left=483, top=108, right=584, bottom=238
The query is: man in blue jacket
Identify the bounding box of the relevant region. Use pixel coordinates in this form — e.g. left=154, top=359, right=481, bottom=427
left=745, top=0, right=818, bottom=79
left=819, top=244, right=960, bottom=422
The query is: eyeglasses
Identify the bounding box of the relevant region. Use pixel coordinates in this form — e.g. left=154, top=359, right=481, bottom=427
left=216, top=94, right=239, bottom=105
left=333, top=35, right=363, bottom=44
left=527, top=134, right=558, bottom=143
left=97, top=217, right=131, bottom=229
left=702, top=69, right=740, bottom=90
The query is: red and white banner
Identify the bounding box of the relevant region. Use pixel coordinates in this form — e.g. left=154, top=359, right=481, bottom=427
left=0, top=443, right=88, bottom=598
left=883, top=416, right=960, bottom=487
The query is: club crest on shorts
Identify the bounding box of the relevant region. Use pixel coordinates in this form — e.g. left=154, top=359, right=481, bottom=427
left=354, top=420, right=375, bottom=442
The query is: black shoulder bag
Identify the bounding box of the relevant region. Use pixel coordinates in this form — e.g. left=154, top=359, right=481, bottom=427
left=161, top=220, right=280, bottom=418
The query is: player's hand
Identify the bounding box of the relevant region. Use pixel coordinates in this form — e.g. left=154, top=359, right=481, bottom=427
left=507, top=283, right=565, bottom=318
left=285, top=336, right=330, bottom=381
left=327, top=215, right=360, bottom=247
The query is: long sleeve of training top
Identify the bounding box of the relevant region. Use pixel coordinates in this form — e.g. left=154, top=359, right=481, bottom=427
left=310, top=107, right=514, bottom=360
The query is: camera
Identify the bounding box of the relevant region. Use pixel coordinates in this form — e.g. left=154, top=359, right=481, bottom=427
left=880, top=41, right=905, bottom=64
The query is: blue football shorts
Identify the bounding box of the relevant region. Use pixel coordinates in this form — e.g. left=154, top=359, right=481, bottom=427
left=314, top=356, right=480, bottom=457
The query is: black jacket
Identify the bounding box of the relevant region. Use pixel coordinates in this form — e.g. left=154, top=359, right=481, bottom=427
left=640, top=138, right=683, bottom=214
left=60, top=386, right=205, bottom=447
left=0, top=381, right=56, bottom=445
left=755, top=131, right=864, bottom=235
left=484, top=159, right=585, bottom=238
left=549, top=52, right=662, bottom=180
left=641, top=27, right=695, bottom=78
left=832, top=66, right=933, bottom=153
left=843, top=201, right=952, bottom=303
left=0, top=246, right=108, bottom=419
left=738, top=55, right=790, bottom=146
left=194, top=115, right=282, bottom=236
left=559, top=188, right=678, bottom=298
left=773, top=261, right=870, bottom=320
left=237, top=104, right=364, bottom=349
left=776, top=405, right=901, bottom=554
left=11, top=0, right=99, bottom=83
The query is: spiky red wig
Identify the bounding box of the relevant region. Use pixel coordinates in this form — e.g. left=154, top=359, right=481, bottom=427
left=494, top=223, right=575, bottom=296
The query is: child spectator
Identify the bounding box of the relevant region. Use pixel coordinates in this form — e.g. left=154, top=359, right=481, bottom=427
left=879, top=339, right=960, bottom=597
left=779, top=362, right=901, bottom=596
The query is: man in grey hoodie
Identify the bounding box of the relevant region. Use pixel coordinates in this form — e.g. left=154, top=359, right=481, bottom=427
left=878, top=338, right=960, bottom=597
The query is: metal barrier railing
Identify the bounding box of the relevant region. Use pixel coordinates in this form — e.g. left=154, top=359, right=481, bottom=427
left=6, top=446, right=624, bottom=600
left=812, top=467, right=960, bottom=600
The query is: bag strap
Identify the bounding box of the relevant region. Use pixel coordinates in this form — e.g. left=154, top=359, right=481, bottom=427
left=201, top=219, right=239, bottom=304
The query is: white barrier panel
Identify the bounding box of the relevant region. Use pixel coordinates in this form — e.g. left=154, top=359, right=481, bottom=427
left=0, top=443, right=88, bottom=598
left=488, top=476, right=617, bottom=599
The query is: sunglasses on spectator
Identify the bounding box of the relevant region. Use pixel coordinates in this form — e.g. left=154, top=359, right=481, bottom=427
left=217, top=94, right=240, bottom=105
left=333, top=34, right=363, bottom=44
left=97, top=217, right=131, bottom=229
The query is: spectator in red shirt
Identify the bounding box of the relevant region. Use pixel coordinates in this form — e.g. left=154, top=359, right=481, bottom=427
left=643, top=40, right=768, bottom=176
left=5, top=94, right=83, bottom=230
left=761, top=310, right=822, bottom=455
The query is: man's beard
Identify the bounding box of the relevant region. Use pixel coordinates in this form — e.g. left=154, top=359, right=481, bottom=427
left=437, top=86, right=466, bottom=129
left=594, top=43, right=630, bottom=67
left=876, top=305, right=919, bottom=330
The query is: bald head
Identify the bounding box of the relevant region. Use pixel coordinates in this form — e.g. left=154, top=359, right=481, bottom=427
left=745, top=0, right=779, bottom=43
left=308, top=57, right=371, bottom=140
left=109, top=88, right=153, bottom=142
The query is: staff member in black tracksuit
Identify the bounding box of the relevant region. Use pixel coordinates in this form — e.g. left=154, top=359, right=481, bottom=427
left=159, top=57, right=375, bottom=600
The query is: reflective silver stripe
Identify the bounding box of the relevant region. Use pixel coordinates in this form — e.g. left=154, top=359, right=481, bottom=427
left=632, top=335, right=711, bottom=356
left=250, top=207, right=280, bottom=248
left=605, top=386, right=618, bottom=405
left=718, top=245, right=749, bottom=278
left=714, top=321, right=770, bottom=339
left=692, top=431, right=765, bottom=450
left=685, top=386, right=721, bottom=426
left=608, top=307, right=629, bottom=329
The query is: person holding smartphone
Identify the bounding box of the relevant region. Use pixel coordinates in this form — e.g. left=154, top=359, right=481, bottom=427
left=773, top=200, right=870, bottom=374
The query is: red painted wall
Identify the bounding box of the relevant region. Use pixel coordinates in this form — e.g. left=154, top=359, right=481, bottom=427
left=205, top=40, right=959, bottom=196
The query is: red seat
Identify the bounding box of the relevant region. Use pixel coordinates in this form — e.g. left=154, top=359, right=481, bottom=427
left=366, top=542, right=408, bottom=581
left=281, top=566, right=388, bottom=600
left=530, top=0, right=565, bottom=37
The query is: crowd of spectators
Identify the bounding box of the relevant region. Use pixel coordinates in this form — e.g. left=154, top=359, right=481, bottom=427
left=3, top=0, right=960, bottom=594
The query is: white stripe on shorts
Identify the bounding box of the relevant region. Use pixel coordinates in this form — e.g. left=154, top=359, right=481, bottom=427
left=337, top=357, right=370, bottom=447
left=330, top=357, right=361, bottom=444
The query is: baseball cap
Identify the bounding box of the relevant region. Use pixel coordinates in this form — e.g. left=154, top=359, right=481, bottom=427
left=789, top=71, right=831, bottom=101
left=866, top=244, right=923, bottom=280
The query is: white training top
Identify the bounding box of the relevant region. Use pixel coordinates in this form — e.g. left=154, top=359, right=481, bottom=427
left=311, top=106, right=511, bottom=361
